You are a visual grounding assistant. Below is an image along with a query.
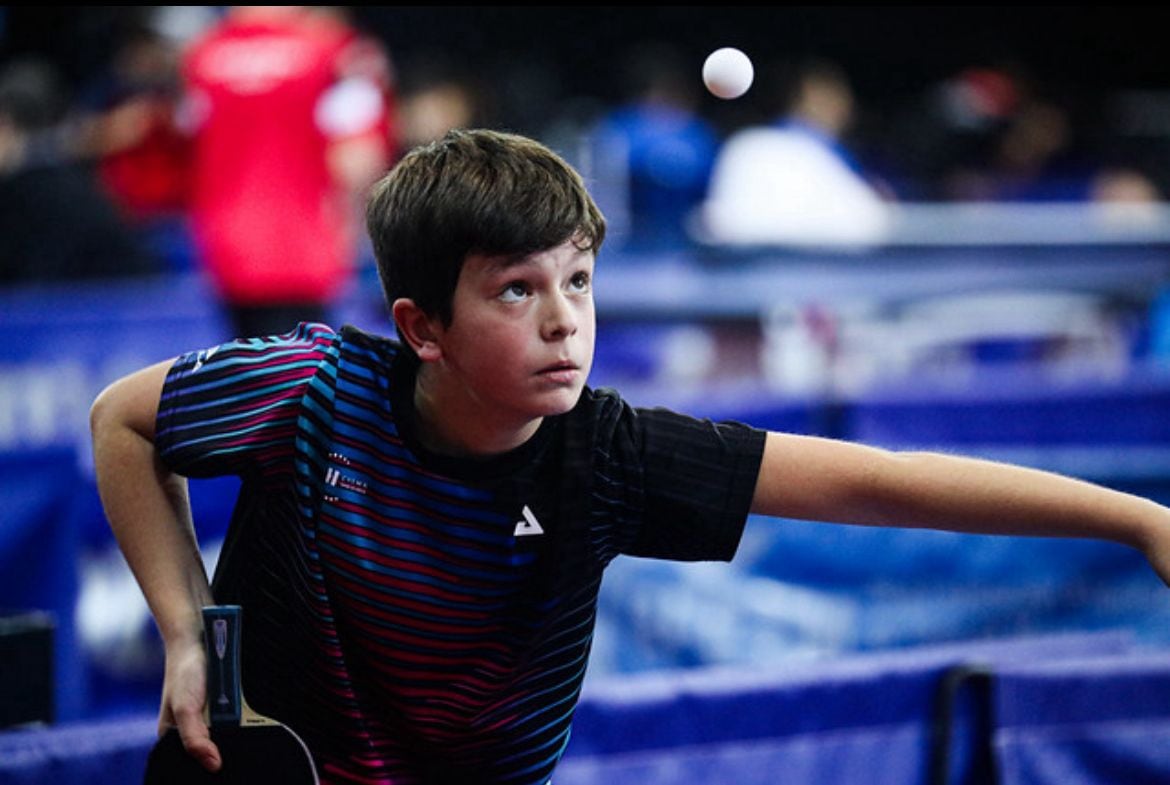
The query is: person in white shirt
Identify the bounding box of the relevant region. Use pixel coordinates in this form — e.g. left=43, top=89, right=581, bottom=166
left=700, top=58, right=892, bottom=247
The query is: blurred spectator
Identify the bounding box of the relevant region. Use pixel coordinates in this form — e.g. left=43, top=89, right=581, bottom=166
left=395, top=52, right=483, bottom=151
left=74, top=16, right=195, bottom=224
left=1090, top=167, right=1162, bottom=203
left=71, top=8, right=214, bottom=273
left=882, top=65, right=1024, bottom=199
left=930, top=71, right=1163, bottom=206
left=699, top=57, right=892, bottom=247
left=0, top=56, right=156, bottom=285
left=942, top=95, right=1092, bottom=201
left=179, top=5, right=395, bottom=338
left=589, top=42, right=720, bottom=251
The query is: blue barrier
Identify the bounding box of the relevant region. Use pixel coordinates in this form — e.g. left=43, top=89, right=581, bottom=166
left=0, top=448, right=84, bottom=721
left=994, top=654, right=1170, bottom=785
left=0, top=715, right=156, bottom=785
left=0, top=632, right=1153, bottom=785
left=564, top=634, right=1137, bottom=785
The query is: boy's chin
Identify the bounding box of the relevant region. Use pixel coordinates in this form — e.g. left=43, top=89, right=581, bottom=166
left=534, top=386, right=585, bottom=417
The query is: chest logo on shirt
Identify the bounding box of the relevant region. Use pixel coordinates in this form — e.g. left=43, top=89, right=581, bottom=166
left=324, top=452, right=368, bottom=502
left=514, top=505, right=545, bottom=537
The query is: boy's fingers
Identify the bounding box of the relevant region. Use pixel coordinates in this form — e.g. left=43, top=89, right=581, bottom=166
left=174, top=705, right=221, bottom=772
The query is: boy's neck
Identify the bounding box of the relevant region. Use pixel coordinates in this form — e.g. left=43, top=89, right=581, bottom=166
left=411, top=370, right=542, bottom=458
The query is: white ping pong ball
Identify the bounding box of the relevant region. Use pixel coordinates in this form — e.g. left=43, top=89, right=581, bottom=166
left=702, top=47, right=754, bottom=99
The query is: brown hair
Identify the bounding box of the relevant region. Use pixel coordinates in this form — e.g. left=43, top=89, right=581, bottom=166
left=366, top=128, right=606, bottom=325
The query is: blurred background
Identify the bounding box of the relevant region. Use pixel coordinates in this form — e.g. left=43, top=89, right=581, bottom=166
left=4, top=6, right=1170, bottom=782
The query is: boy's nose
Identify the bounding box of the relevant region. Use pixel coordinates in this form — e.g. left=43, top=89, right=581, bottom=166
left=541, top=292, right=578, bottom=340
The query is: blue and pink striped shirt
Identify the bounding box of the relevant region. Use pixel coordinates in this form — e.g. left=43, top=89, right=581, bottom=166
left=156, top=323, right=765, bottom=784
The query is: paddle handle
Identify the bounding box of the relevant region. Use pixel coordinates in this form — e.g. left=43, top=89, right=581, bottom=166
left=204, top=605, right=243, bottom=727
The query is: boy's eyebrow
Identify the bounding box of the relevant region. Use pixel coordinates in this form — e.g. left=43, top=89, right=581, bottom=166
left=475, top=245, right=595, bottom=276
left=482, top=250, right=594, bottom=273
left=484, top=253, right=535, bottom=272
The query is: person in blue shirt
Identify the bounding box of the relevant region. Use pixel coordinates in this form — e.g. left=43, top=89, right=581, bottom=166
left=591, top=43, right=720, bottom=251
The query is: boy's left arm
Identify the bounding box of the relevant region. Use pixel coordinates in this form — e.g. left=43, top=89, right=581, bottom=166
left=750, top=432, right=1170, bottom=586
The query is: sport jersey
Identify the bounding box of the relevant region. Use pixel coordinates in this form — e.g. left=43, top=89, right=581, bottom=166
left=155, top=323, right=766, bottom=784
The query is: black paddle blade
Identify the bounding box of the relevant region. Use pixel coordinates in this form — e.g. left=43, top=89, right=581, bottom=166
left=143, top=725, right=317, bottom=785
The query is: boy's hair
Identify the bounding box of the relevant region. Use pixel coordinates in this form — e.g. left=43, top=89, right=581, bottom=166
left=366, top=128, right=607, bottom=326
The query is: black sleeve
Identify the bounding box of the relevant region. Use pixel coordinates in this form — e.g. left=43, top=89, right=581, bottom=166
left=598, top=396, right=766, bottom=562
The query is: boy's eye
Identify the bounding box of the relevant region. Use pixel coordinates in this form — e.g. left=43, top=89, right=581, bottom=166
left=499, top=282, right=530, bottom=303
left=569, top=272, right=591, bottom=293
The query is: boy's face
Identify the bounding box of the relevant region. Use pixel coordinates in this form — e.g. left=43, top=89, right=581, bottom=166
left=427, top=238, right=596, bottom=429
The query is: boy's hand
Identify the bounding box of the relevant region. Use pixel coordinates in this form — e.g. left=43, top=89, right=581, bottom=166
left=159, top=637, right=222, bottom=773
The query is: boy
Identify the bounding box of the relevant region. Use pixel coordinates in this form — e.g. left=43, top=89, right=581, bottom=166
left=91, top=129, right=1170, bottom=785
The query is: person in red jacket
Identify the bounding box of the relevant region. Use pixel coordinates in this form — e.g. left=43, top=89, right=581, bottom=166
left=180, top=6, right=396, bottom=338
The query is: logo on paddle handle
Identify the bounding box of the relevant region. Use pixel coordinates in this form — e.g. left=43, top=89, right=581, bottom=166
left=205, top=606, right=242, bottom=725
left=215, top=619, right=229, bottom=706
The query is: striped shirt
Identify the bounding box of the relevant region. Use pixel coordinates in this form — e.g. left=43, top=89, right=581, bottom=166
left=155, top=323, right=765, bottom=784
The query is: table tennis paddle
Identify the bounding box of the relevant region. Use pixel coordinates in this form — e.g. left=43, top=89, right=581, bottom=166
left=142, top=605, right=318, bottom=784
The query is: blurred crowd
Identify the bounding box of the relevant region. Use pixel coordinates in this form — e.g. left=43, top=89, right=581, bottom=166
left=1, top=6, right=1168, bottom=295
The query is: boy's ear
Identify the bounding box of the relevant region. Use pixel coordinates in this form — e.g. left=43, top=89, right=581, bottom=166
left=391, top=298, right=444, bottom=362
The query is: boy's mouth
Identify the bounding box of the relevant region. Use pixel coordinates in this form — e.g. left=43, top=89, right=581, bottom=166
left=538, top=360, right=579, bottom=374
left=536, top=360, right=580, bottom=382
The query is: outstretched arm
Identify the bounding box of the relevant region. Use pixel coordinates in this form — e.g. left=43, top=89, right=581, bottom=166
left=90, top=360, right=221, bottom=772
left=750, top=432, right=1170, bottom=586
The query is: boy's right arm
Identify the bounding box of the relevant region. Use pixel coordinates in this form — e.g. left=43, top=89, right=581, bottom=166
left=749, top=431, right=1170, bottom=586
left=89, top=359, right=221, bottom=773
